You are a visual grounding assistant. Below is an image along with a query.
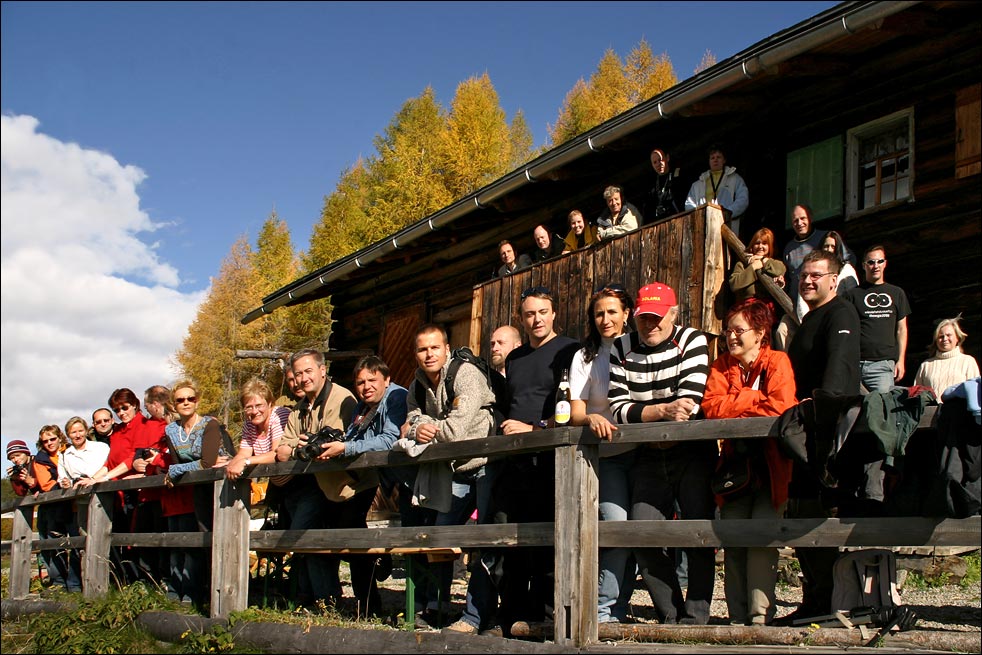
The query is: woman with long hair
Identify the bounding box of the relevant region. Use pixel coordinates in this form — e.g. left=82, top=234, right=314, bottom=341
left=702, top=299, right=797, bottom=625
left=820, top=230, right=859, bottom=296
left=728, top=227, right=787, bottom=304
left=569, top=282, right=637, bottom=624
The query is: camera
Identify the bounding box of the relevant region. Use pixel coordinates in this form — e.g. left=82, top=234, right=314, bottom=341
left=135, top=447, right=157, bottom=461
left=11, top=462, right=27, bottom=477
left=295, top=426, right=345, bottom=461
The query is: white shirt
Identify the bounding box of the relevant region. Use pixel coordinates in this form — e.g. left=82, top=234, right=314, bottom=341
left=570, top=338, right=634, bottom=457
left=58, top=441, right=110, bottom=481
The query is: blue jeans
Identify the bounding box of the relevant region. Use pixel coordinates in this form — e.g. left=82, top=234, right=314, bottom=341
left=440, top=464, right=499, bottom=630
left=598, top=449, right=637, bottom=622
left=860, top=359, right=895, bottom=393
left=37, top=501, right=81, bottom=592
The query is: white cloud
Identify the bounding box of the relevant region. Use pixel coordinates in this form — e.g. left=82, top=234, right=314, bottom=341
left=1, top=114, right=205, bottom=458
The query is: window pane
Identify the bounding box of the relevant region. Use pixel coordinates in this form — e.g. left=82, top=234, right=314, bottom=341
left=897, top=176, right=909, bottom=199
left=882, top=180, right=896, bottom=202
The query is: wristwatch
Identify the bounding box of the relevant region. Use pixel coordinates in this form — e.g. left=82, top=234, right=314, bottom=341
left=244, top=458, right=251, bottom=467
left=536, top=420, right=549, bottom=430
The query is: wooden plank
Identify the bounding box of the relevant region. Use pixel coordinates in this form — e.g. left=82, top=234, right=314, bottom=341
left=251, top=522, right=555, bottom=552
left=8, top=506, right=33, bottom=599
left=599, top=516, right=982, bottom=548
left=469, top=286, right=484, bottom=354
left=682, top=211, right=698, bottom=324
left=82, top=492, right=113, bottom=598
left=553, top=441, right=599, bottom=647
left=210, top=479, right=250, bottom=618
left=702, top=204, right=726, bottom=337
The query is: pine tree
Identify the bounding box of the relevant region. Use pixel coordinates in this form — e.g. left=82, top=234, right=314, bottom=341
left=175, top=235, right=266, bottom=429
left=438, top=73, right=513, bottom=198
left=694, top=49, right=717, bottom=74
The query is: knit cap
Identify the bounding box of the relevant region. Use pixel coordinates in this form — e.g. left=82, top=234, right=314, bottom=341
left=6, top=440, right=31, bottom=459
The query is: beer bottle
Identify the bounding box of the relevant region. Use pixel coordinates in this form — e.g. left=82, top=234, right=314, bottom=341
left=554, top=368, right=571, bottom=426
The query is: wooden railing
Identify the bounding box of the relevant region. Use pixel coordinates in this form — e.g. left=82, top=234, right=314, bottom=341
left=2, top=406, right=980, bottom=647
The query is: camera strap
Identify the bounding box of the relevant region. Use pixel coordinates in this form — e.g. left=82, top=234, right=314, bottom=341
left=349, top=403, right=380, bottom=440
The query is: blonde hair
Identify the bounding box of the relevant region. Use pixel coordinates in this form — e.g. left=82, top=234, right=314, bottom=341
left=38, top=424, right=68, bottom=452
left=240, top=378, right=276, bottom=406
left=64, top=416, right=89, bottom=440
left=929, top=316, right=968, bottom=356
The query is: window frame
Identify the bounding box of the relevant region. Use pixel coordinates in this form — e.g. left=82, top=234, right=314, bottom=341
left=846, top=108, right=914, bottom=219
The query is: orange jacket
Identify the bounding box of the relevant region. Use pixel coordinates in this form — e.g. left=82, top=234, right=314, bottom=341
left=703, top=346, right=797, bottom=508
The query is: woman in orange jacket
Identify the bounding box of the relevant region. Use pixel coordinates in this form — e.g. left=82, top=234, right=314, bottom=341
left=702, top=298, right=797, bottom=626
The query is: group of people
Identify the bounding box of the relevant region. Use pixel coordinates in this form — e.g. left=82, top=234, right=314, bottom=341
left=7, top=193, right=978, bottom=632
left=495, top=144, right=749, bottom=279
left=5, top=378, right=295, bottom=607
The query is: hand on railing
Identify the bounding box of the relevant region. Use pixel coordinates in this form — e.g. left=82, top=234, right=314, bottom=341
left=500, top=419, right=533, bottom=435
left=587, top=414, right=619, bottom=441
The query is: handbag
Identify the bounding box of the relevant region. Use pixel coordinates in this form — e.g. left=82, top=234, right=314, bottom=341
left=711, top=454, right=754, bottom=499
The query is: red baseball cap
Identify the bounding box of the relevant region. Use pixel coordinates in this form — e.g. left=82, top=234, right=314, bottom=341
left=634, top=282, right=677, bottom=318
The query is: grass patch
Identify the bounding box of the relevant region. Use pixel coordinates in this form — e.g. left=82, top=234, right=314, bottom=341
left=960, top=549, right=980, bottom=589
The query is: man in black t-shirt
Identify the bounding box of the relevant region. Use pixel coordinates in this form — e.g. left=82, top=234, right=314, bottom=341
left=843, top=245, right=911, bottom=392
left=495, top=286, right=579, bottom=635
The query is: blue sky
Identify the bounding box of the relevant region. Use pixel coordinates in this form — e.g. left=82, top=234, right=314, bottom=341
left=0, top=1, right=835, bottom=459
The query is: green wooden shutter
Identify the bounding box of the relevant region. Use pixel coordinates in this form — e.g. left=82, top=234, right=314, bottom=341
left=786, top=135, right=843, bottom=226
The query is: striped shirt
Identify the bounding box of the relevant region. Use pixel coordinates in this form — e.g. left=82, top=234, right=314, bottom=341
left=608, top=326, right=709, bottom=424
left=241, top=405, right=291, bottom=455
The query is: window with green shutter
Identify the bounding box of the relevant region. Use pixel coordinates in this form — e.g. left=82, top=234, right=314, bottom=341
left=786, top=135, right=843, bottom=227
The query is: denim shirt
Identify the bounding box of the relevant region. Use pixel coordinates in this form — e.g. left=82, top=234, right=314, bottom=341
left=343, top=384, right=408, bottom=456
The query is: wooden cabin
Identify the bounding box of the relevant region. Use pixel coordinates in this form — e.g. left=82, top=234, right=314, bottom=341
left=243, top=1, right=981, bottom=390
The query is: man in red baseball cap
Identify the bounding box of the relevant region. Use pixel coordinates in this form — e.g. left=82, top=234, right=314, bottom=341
left=607, top=281, right=715, bottom=625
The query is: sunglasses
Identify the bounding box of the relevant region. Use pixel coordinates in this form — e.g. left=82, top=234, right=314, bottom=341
left=113, top=403, right=133, bottom=414
left=174, top=395, right=198, bottom=404
left=93, top=418, right=113, bottom=425
left=865, top=258, right=886, bottom=266
left=594, top=283, right=627, bottom=294
left=41, top=437, right=59, bottom=444
left=521, top=285, right=552, bottom=300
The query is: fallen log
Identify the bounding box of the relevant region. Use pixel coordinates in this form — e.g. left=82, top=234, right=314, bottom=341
left=510, top=620, right=980, bottom=651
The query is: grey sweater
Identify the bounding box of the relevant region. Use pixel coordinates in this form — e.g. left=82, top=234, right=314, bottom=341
left=406, top=359, right=496, bottom=472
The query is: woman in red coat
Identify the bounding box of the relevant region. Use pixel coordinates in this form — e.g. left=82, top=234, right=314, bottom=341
left=703, top=299, right=797, bottom=626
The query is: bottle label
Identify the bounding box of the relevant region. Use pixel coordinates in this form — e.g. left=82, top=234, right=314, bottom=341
left=555, top=401, right=571, bottom=425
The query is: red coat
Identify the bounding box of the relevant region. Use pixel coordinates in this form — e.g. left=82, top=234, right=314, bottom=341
left=702, top=346, right=797, bottom=509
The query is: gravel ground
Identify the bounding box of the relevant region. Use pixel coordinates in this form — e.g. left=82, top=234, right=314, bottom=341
left=377, top=550, right=981, bottom=634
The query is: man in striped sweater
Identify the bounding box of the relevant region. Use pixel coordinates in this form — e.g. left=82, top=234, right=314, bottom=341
left=608, top=282, right=714, bottom=625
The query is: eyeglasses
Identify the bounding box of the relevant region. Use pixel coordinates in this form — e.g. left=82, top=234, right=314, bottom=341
left=865, top=258, right=886, bottom=266
left=801, top=272, right=835, bottom=281
left=93, top=418, right=113, bottom=425
left=113, top=403, right=133, bottom=414
left=521, top=286, right=552, bottom=300
left=724, top=327, right=754, bottom=337
left=174, top=395, right=198, bottom=404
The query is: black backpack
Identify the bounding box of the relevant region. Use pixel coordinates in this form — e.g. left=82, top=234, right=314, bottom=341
left=414, top=346, right=508, bottom=434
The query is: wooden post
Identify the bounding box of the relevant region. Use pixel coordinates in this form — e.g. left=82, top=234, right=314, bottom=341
left=83, top=491, right=114, bottom=598
left=469, top=286, right=485, bottom=354
left=8, top=505, right=34, bottom=599
left=210, top=477, right=250, bottom=618
left=702, top=205, right=726, bottom=339
left=553, top=434, right=599, bottom=646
